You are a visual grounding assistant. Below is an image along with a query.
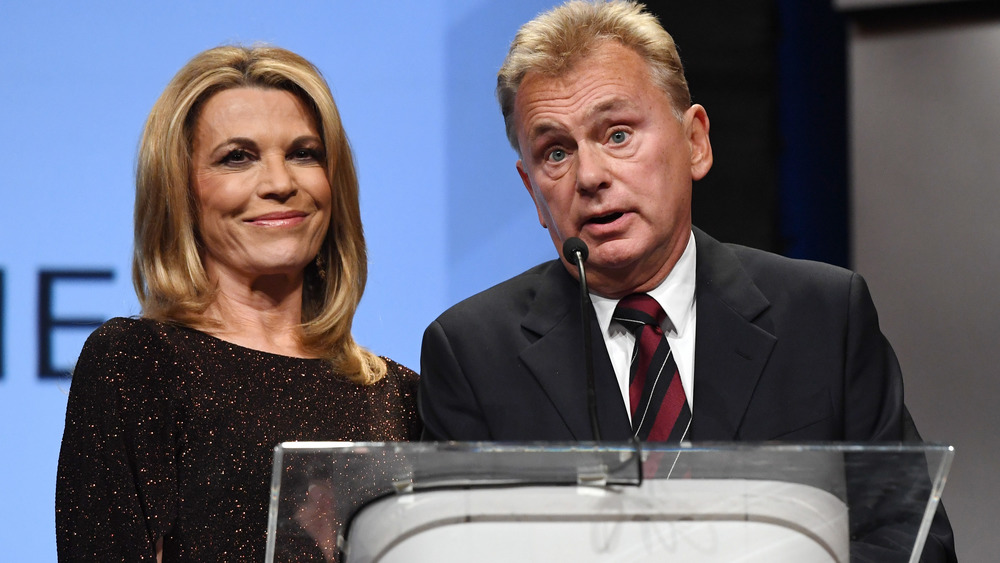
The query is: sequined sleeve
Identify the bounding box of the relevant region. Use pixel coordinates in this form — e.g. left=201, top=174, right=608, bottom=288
left=56, top=318, right=180, bottom=562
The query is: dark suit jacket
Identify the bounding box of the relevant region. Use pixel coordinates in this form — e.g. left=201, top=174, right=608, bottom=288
left=419, top=228, right=955, bottom=561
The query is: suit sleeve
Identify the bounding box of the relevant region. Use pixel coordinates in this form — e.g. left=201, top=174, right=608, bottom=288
left=418, top=319, right=492, bottom=441
left=843, top=272, right=906, bottom=441
left=842, top=274, right=957, bottom=563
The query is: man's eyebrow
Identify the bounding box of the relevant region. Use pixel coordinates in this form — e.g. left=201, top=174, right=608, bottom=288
left=527, top=121, right=561, bottom=142
left=586, top=97, right=637, bottom=120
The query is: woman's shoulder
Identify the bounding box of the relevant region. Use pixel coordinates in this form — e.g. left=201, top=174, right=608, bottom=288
left=381, top=357, right=419, bottom=383
left=75, top=317, right=202, bottom=384
left=374, top=357, right=422, bottom=439
left=89, top=315, right=159, bottom=337
left=371, top=357, right=419, bottom=397
left=84, top=317, right=190, bottom=353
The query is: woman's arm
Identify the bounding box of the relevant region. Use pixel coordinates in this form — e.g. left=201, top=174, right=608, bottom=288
left=56, top=319, right=178, bottom=562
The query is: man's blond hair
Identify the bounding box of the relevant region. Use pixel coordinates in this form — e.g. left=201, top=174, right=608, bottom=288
left=497, top=0, right=690, bottom=153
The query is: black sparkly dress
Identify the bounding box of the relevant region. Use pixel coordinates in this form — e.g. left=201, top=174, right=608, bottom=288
left=56, top=317, right=421, bottom=562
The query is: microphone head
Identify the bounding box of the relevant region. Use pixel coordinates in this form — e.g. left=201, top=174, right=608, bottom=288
left=562, top=237, right=589, bottom=265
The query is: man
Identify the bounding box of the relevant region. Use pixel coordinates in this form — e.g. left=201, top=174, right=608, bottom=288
left=419, top=1, right=955, bottom=560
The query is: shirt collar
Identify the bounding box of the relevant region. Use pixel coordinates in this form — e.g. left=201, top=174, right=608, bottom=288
left=591, top=231, right=697, bottom=338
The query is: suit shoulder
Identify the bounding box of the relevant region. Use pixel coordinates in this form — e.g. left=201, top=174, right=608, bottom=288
left=725, top=244, right=857, bottom=289
left=715, top=243, right=880, bottom=316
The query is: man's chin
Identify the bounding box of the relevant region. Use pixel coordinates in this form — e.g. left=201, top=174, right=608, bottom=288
left=586, top=241, right=642, bottom=270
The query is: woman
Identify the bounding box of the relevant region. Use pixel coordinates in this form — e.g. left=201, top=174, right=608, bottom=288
left=55, top=45, right=420, bottom=562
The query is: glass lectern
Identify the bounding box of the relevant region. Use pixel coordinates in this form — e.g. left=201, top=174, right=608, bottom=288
left=266, top=442, right=952, bottom=562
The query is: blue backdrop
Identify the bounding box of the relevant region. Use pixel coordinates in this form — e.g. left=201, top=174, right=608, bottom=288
left=0, top=1, right=562, bottom=559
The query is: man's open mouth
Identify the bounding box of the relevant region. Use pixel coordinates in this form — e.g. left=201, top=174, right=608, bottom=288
left=589, top=212, right=624, bottom=225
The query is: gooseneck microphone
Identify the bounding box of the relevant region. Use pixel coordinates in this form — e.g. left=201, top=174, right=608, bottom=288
left=562, top=237, right=602, bottom=442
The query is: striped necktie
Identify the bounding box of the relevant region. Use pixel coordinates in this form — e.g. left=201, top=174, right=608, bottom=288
left=613, top=293, right=692, bottom=442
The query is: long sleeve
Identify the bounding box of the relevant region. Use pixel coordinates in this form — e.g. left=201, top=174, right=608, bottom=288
left=56, top=319, right=179, bottom=562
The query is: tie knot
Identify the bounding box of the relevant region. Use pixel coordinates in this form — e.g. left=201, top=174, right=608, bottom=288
left=613, top=293, right=666, bottom=334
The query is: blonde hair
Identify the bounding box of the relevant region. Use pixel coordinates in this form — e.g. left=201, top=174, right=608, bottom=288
left=133, top=44, right=385, bottom=384
left=497, top=0, right=691, bottom=153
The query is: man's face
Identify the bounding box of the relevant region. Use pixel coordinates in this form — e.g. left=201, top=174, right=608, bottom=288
left=514, top=41, right=712, bottom=298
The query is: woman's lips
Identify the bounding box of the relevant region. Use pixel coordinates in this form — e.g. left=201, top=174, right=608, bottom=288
left=245, top=211, right=307, bottom=226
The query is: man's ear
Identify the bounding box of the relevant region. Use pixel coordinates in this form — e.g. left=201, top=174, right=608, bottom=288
left=685, top=104, right=713, bottom=181
left=517, top=160, right=547, bottom=228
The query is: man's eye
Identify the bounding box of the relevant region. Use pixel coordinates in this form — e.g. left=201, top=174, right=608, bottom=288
left=610, top=130, right=630, bottom=144
left=548, top=148, right=567, bottom=163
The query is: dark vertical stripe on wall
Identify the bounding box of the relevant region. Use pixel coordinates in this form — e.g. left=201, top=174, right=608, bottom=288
left=777, top=0, right=849, bottom=267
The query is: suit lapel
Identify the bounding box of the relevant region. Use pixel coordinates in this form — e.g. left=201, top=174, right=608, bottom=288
left=519, top=262, right=633, bottom=441
left=691, top=228, right=777, bottom=440
left=513, top=229, right=777, bottom=443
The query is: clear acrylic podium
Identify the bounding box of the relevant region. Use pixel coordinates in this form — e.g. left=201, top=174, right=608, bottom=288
left=265, top=442, right=952, bottom=563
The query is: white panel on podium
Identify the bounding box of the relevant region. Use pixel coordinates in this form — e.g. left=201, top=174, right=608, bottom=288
left=346, top=480, right=849, bottom=562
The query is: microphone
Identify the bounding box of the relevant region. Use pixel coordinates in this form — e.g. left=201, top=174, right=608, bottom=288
left=563, top=236, right=588, bottom=266
left=562, top=237, right=601, bottom=441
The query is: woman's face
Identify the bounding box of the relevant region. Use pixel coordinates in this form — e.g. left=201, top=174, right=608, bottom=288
left=190, top=87, right=332, bottom=285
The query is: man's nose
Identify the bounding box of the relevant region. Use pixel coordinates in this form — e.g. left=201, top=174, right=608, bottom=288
left=575, top=144, right=611, bottom=194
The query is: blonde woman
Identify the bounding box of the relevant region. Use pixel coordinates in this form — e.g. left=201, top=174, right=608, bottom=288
left=56, top=45, right=420, bottom=562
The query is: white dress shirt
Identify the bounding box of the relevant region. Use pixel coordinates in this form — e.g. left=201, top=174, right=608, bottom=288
left=590, top=232, right=697, bottom=421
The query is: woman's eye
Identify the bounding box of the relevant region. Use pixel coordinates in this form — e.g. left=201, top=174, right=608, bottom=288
left=547, top=148, right=567, bottom=163
left=221, top=149, right=250, bottom=164
left=290, top=148, right=322, bottom=161
left=610, top=130, right=630, bottom=144
left=219, top=148, right=256, bottom=166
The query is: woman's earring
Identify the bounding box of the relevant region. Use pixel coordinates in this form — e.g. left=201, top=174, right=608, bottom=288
left=315, top=253, right=327, bottom=281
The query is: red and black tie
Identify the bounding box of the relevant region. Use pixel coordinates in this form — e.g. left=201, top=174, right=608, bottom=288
left=613, top=293, right=692, bottom=442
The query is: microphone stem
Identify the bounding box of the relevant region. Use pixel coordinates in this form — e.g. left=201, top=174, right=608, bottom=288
left=576, top=253, right=602, bottom=442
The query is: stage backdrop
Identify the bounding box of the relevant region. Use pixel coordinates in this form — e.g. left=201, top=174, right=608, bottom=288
left=0, top=1, right=561, bottom=559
